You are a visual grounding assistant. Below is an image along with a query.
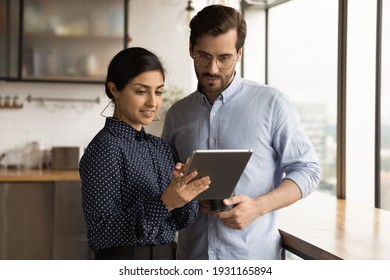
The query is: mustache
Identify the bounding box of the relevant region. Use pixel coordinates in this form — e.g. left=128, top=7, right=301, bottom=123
left=202, top=73, right=221, bottom=79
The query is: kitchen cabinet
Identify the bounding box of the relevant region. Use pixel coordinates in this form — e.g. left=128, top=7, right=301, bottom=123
left=52, top=182, right=91, bottom=260
left=0, top=182, right=54, bottom=259
left=0, top=0, right=129, bottom=83
left=0, top=181, right=91, bottom=259
left=0, top=0, right=20, bottom=79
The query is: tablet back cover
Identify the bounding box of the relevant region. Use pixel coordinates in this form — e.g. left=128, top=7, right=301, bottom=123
left=185, top=149, right=253, bottom=200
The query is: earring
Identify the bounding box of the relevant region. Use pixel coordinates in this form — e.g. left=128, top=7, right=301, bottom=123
left=100, top=100, right=115, bottom=118
left=153, top=112, right=161, bottom=121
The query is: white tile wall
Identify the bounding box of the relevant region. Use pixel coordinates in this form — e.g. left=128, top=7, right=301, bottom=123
left=0, top=81, right=109, bottom=158
left=0, top=80, right=166, bottom=167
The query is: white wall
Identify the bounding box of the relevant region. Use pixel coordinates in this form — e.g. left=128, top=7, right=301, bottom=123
left=0, top=81, right=107, bottom=163
left=128, top=0, right=193, bottom=93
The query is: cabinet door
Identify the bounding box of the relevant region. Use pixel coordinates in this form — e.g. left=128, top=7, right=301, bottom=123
left=52, top=234, right=91, bottom=260
left=52, top=182, right=91, bottom=259
left=21, top=0, right=126, bottom=82
left=0, top=183, right=54, bottom=260
left=0, top=0, right=8, bottom=78
left=0, top=0, right=20, bottom=79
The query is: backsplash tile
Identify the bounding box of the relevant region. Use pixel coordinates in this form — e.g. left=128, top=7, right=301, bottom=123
left=0, top=81, right=108, bottom=159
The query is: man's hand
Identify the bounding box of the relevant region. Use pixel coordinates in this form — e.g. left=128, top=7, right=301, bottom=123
left=208, top=179, right=302, bottom=229
left=208, top=195, right=263, bottom=230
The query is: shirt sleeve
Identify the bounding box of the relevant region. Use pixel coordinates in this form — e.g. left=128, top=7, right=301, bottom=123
left=272, top=93, right=321, bottom=198
left=170, top=200, right=199, bottom=230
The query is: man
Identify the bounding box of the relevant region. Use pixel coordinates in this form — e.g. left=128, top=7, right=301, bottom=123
left=162, top=5, right=321, bottom=260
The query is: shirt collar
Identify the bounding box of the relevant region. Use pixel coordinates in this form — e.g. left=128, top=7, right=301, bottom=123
left=105, top=117, right=149, bottom=142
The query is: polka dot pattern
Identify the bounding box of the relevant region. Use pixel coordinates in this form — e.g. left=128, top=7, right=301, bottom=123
left=79, top=118, right=199, bottom=252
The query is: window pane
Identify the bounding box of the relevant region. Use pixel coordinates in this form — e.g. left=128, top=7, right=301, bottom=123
left=268, top=0, right=338, bottom=195
left=381, top=1, right=390, bottom=210
left=243, top=6, right=266, bottom=83
left=346, top=1, right=377, bottom=205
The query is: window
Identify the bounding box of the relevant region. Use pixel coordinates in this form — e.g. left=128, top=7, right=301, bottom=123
left=381, top=0, right=390, bottom=210
left=346, top=0, right=377, bottom=206
left=267, top=0, right=338, bottom=196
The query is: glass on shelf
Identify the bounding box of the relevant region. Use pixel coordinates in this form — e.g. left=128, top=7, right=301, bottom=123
left=21, top=0, right=125, bottom=82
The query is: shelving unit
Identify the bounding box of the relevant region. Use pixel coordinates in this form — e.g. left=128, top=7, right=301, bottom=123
left=0, top=0, right=129, bottom=83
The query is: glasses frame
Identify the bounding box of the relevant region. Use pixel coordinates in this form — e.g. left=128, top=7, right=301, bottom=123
left=192, top=53, right=237, bottom=69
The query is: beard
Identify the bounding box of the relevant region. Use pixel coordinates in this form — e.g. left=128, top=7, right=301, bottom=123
left=196, top=71, right=234, bottom=97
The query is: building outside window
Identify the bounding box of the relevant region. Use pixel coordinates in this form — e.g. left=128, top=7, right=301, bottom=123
left=267, top=0, right=338, bottom=196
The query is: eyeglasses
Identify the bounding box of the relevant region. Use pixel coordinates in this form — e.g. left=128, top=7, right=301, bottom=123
left=192, top=53, right=236, bottom=69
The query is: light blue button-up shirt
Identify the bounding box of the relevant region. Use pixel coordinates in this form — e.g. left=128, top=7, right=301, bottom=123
left=162, top=74, right=321, bottom=259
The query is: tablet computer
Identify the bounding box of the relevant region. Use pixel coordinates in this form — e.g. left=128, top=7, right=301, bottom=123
left=184, top=149, right=253, bottom=200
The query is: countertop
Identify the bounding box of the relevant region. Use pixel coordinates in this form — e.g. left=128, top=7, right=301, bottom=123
left=0, top=169, right=80, bottom=182
left=279, top=191, right=390, bottom=259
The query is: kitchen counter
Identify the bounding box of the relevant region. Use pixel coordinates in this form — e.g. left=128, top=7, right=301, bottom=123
left=0, top=169, right=80, bottom=182
left=279, top=191, right=390, bottom=259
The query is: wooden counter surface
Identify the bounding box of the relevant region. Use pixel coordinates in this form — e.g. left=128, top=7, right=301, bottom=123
left=0, top=169, right=80, bottom=182
left=278, top=191, right=390, bottom=260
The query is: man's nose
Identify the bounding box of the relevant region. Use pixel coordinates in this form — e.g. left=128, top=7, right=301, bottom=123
left=206, top=58, right=219, bottom=74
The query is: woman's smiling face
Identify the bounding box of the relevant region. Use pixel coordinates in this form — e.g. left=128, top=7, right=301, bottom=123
left=111, top=70, right=164, bottom=131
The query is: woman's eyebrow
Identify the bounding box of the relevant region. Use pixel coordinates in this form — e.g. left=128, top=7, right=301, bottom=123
left=131, top=83, right=165, bottom=89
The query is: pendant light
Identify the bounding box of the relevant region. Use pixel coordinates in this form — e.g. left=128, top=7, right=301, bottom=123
left=176, top=0, right=196, bottom=33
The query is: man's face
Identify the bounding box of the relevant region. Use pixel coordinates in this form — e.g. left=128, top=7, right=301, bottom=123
left=190, top=29, right=242, bottom=103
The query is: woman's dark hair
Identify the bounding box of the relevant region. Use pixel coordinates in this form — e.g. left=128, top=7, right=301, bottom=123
left=189, top=5, right=247, bottom=52
left=105, top=47, right=166, bottom=99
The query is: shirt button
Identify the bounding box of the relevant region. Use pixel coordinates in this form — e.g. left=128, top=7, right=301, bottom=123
left=210, top=250, right=215, bottom=254
left=210, top=139, right=215, bottom=144
left=209, top=223, right=213, bottom=227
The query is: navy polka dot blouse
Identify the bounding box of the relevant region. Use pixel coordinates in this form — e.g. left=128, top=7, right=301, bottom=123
left=79, top=118, right=199, bottom=253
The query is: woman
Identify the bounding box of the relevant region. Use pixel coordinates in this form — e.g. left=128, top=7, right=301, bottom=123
left=79, top=47, right=210, bottom=260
